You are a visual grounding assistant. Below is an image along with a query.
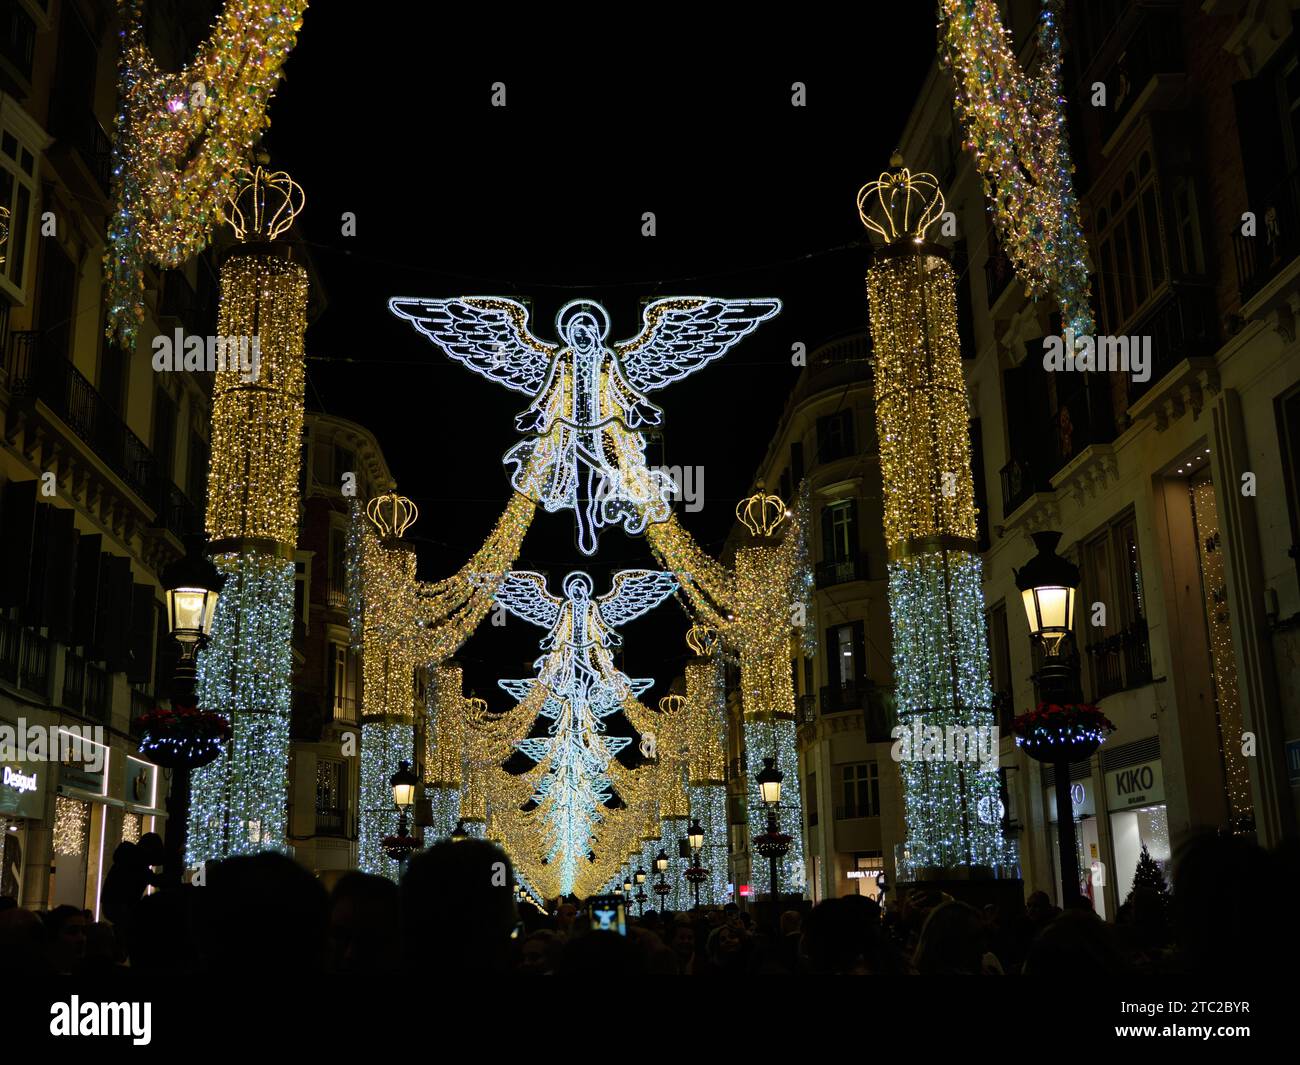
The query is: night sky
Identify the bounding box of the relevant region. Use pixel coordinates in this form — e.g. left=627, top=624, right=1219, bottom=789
left=264, top=7, right=937, bottom=706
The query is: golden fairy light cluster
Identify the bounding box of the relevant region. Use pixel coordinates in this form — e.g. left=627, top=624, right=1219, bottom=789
left=865, top=254, right=978, bottom=548
left=205, top=252, right=308, bottom=547
left=684, top=652, right=727, bottom=785
left=1190, top=480, right=1253, bottom=828
left=106, top=0, right=309, bottom=345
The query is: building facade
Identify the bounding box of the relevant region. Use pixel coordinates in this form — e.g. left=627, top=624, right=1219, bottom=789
left=885, top=0, right=1300, bottom=915
left=730, top=334, right=908, bottom=904
left=0, top=0, right=213, bottom=912
left=286, top=413, right=395, bottom=878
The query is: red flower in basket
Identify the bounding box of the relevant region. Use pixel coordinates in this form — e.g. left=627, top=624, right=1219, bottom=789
left=1011, top=702, right=1115, bottom=762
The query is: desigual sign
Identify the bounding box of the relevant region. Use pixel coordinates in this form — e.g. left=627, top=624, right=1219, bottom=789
left=0, top=762, right=43, bottom=819
left=1105, top=760, right=1165, bottom=810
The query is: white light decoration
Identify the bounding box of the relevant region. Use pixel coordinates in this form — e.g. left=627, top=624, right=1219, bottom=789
left=388, top=296, right=781, bottom=554
left=862, top=159, right=1010, bottom=876
left=187, top=183, right=308, bottom=863
left=744, top=716, right=804, bottom=896
left=491, top=568, right=677, bottom=894
left=358, top=720, right=412, bottom=879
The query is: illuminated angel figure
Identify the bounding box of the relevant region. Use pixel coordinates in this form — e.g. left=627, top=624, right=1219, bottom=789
left=492, top=568, right=677, bottom=891
left=389, top=295, right=782, bottom=555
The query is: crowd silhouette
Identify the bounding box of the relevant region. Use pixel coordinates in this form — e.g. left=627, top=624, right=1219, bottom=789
left=0, top=830, right=1294, bottom=977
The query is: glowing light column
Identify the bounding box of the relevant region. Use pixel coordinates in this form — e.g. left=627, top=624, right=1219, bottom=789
left=859, top=161, right=1003, bottom=875
left=188, top=168, right=307, bottom=863
left=356, top=493, right=422, bottom=879
left=684, top=625, right=729, bottom=906
left=735, top=493, right=805, bottom=898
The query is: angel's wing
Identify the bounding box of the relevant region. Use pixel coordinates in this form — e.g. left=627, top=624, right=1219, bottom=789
left=493, top=571, right=562, bottom=629
left=388, top=296, right=557, bottom=396
left=615, top=296, right=782, bottom=393
left=597, top=570, right=678, bottom=629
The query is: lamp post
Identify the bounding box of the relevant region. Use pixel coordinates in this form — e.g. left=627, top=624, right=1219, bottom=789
left=1014, top=531, right=1086, bottom=909
left=752, top=758, right=790, bottom=906
left=684, top=817, right=707, bottom=909
left=158, top=537, right=224, bottom=883
left=381, top=760, right=421, bottom=874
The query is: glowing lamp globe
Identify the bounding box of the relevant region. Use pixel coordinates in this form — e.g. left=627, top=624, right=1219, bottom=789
left=1014, top=531, right=1080, bottom=656
left=654, top=849, right=670, bottom=874
left=687, top=818, right=705, bottom=852
left=161, top=540, right=223, bottom=645
left=756, top=757, right=784, bottom=806
left=389, top=760, right=417, bottom=810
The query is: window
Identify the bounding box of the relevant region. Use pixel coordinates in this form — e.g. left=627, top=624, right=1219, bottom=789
left=329, top=527, right=347, bottom=608
left=816, top=411, right=855, bottom=463
left=0, top=113, right=37, bottom=299
left=1171, top=176, right=1204, bottom=275
left=818, top=499, right=861, bottom=585
left=152, top=387, right=177, bottom=481
left=294, top=557, right=309, bottom=629
left=836, top=762, right=879, bottom=819
left=1094, top=150, right=1167, bottom=334
left=328, top=643, right=355, bottom=720
left=823, top=621, right=866, bottom=713
left=1276, top=383, right=1300, bottom=588
left=1080, top=511, right=1152, bottom=698
left=334, top=445, right=356, bottom=488
left=315, top=760, right=345, bottom=836
left=987, top=601, right=1012, bottom=729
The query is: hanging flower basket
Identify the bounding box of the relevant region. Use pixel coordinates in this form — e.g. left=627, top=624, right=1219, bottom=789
left=381, top=834, right=423, bottom=863
left=1011, top=702, right=1115, bottom=763
left=684, top=865, right=709, bottom=885
left=135, top=703, right=232, bottom=770
left=753, top=830, right=793, bottom=859
left=652, top=880, right=673, bottom=898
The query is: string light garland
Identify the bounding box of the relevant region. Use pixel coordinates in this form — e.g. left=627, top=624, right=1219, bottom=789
left=1190, top=480, right=1253, bottom=832
left=105, top=0, right=309, bottom=346
left=188, top=169, right=308, bottom=863
left=938, top=0, right=1094, bottom=337
left=861, top=160, right=1007, bottom=876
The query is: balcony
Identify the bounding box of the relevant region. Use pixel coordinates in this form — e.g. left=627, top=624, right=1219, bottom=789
left=818, top=682, right=896, bottom=740
left=1233, top=168, right=1300, bottom=307
left=1095, top=5, right=1186, bottom=149
left=0, top=617, right=50, bottom=696
left=1085, top=617, right=1153, bottom=700
left=5, top=333, right=200, bottom=541
left=62, top=648, right=86, bottom=712
left=795, top=693, right=817, bottom=727
left=815, top=552, right=868, bottom=589
left=1123, top=282, right=1219, bottom=407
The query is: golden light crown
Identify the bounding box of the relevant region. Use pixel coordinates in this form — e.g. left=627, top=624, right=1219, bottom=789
left=658, top=694, right=685, bottom=714
left=224, top=165, right=305, bottom=242
left=465, top=696, right=490, bottom=719
left=736, top=491, right=788, bottom=538
left=366, top=491, right=418, bottom=539
left=685, top=624, right=718, bottom=656
left=857, top=152, right=945, bottom=244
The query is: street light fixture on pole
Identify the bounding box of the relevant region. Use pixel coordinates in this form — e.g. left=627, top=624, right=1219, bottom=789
left=381, top=760, right=421, bottom=874
left=1014, top=531, right=1088, bottom=909
left=684, top=817, right=708, bottom=909
left=155, top=537, right=224, bottom=883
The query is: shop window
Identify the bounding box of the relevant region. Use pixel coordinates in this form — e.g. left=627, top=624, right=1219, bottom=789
left=315, top=759, right=345, bottom=836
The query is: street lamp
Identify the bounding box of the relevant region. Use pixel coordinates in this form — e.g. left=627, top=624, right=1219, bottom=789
left=635, top=867, right=647, bottom=886
left=450, top=819, right=469, bottom=842
left=156, top=537, right=225, bottom=883
left=756, top=757, right=784, bottom=806
left=1014, top=530, right=1088, bottom=909
left=655, top=849, right=670, bottom=874
left=683, top=817, right=708, bottom=909
left=1017, top=532, right=1078, bottom=658
left=382, top=760, right=422, bottom=873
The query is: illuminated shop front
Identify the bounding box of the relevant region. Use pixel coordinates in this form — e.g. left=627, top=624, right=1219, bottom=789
left=1, top=756, right=43, bottom=905
left=51, top=729, right=110, bottom=916
left=1043, top=763, right=1106, bottom=918
left=1101, top=737, right=1169, bottom=903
